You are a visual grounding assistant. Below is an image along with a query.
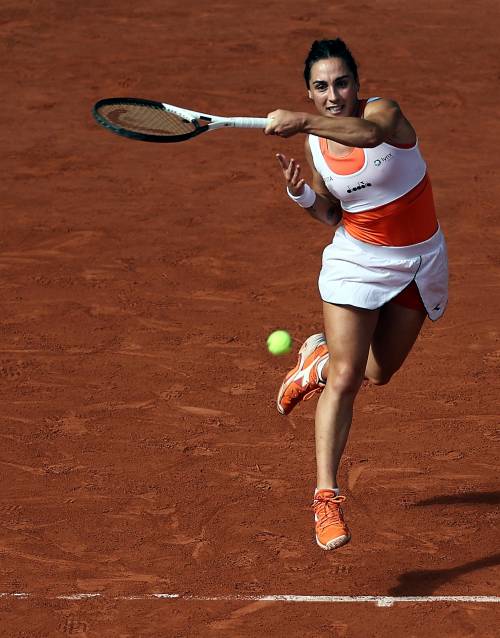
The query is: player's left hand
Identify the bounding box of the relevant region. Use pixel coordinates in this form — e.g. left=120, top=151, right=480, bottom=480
left=265, top=110, right=307, bottom=137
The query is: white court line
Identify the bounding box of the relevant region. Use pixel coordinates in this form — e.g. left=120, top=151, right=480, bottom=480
left=0, top=593, right=499, bottom=607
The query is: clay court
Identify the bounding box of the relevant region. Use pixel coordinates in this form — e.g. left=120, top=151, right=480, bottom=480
left=1, top=0, right=499, bottom=635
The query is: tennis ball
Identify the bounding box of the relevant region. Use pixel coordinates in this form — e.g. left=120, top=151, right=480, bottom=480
left=267, top=330, right=292, bottom=355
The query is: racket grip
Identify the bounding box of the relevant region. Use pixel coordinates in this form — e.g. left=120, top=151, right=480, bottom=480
left=230, top=117, right=269, bottom=129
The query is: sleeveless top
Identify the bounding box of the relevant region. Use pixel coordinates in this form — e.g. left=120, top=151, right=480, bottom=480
left=308, top=98, right=438, bottom=246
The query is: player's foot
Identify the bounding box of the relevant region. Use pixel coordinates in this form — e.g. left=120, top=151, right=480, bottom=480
left=276, top=333, right=328, bottom=415
left=313, top=489, right=351, bottom=550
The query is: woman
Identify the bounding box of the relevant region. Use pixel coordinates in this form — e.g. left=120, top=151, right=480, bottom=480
left=264, top=39, right=448, bottom=551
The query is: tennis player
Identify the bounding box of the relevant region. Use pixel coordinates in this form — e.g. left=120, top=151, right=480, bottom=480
left=265, top=38, right=448, bottom=550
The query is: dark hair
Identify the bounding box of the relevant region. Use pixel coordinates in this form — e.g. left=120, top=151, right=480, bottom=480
left=304, top=38, right=359, bottom=88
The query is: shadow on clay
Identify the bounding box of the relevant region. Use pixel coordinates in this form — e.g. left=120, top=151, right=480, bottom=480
left=388, top=553, right=500, bottom=596
left=415, top=491, right=500, bottom=506
left=389, top=491, right=500, bottom=595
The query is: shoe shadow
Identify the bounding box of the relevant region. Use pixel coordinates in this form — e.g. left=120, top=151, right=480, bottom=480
left=415, top=491, right=500, bottom=507
left=388, top=553, right=500, bottom=596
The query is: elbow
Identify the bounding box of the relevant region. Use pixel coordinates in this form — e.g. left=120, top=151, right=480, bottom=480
left=365, top=125, right=384, bottom=148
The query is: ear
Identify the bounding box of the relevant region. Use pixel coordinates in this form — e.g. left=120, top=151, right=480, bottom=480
left=307, top=89, right=313, bottom=100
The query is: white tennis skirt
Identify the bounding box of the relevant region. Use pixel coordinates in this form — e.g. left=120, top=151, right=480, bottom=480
left=318, top=225, right=448, bottom=321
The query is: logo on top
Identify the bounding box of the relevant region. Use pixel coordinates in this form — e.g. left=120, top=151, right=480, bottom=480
left=374, top=152, right=393, bottom=167
left=346, top=181, right=372, bottom=194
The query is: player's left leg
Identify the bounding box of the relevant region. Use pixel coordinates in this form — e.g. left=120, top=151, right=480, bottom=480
left=364, top=300, right=427, bottom=385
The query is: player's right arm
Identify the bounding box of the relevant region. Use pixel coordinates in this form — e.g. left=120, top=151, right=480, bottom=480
left=276, top=140, right=342, bottom=226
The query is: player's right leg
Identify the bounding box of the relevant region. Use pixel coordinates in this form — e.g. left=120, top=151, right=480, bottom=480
left=316, top=303, right=378, bottom=489
left=314, top=302, right=379, bottom=550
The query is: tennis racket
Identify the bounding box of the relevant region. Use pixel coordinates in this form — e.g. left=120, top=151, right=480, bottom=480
left=93, top=97, right=270, bottom=143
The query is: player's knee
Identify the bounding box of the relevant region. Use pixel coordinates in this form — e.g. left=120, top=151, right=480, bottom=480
left=366, top=370, right=393, bottom=386
left=327, top=361, right=365, bottom=395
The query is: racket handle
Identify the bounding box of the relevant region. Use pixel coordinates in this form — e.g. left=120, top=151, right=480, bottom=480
left=230, top=117, right=269, bottom=129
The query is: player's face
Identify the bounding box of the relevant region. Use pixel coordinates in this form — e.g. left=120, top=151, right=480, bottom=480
left=308, top=58, right=359, bottom=118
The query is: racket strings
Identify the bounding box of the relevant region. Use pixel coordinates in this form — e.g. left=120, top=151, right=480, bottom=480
left=97, top=103, right=196, bottom=137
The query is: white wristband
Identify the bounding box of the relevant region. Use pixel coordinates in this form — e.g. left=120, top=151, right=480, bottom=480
left=287, top=184, right=316, bottom=208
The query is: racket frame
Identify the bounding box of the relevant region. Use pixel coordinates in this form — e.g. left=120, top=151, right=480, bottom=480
left=93, top=97, right=268, bottom=143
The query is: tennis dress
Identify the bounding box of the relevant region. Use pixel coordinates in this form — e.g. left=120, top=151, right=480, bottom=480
left=310, top=98, right=448, bottom=321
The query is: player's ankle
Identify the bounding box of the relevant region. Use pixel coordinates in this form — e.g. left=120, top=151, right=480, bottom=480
left=315, top=486, right=340, bottom=496
left=317, top=357, right=329, bottom=383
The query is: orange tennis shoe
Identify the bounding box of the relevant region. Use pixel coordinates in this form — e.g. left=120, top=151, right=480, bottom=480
left=276, top=333, right=328, bottom=415
left=313, top=490, right=351, bottom=550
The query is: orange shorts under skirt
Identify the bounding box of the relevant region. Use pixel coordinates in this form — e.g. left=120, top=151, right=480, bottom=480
left=390, top=280, right=425, bottom=311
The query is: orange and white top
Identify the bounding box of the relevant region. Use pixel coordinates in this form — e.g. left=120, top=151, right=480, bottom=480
left=308, top=99, right=438, bottom=246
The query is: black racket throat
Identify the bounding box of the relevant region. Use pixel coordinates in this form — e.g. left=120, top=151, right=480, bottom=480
left=93, top=97, right=210, bottom=143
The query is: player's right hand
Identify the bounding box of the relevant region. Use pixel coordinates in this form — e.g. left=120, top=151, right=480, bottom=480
left=276, top=153, right=306, bottom=197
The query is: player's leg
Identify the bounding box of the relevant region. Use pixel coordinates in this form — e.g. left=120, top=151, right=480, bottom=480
left=365, top=301, right=427, bottom=385
left=313, top=302, right=379, bottom=550
left=316, top=302, right=379, bottom=488
left=318, top=295, right=427, bottom=386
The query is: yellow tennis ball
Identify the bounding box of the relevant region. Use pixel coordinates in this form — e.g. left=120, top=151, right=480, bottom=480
left=267, top=330, right=292, bottom=355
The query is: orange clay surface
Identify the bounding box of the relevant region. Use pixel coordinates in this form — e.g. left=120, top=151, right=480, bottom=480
left=1, top=0, right=499, bottom=636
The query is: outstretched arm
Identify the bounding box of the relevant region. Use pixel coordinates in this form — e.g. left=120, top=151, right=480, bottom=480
left=266, top=99, right=416, bottom=147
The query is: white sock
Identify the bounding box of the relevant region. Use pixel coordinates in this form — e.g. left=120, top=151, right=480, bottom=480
left=316, top=358, right=328, bottom=383
left=315, top=487, right=340, bottom=496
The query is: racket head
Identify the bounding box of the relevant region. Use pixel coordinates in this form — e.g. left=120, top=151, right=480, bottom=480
left=92, top=97, right=209, bottom=143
